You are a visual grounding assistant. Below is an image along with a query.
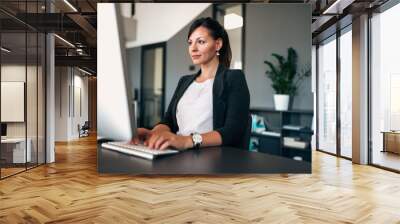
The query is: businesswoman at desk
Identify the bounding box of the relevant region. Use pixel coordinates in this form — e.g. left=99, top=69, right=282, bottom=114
left=133, top=17, right=250, bottom=151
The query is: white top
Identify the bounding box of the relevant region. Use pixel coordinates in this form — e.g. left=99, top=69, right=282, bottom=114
left=176, top=78, right=214, bottom=136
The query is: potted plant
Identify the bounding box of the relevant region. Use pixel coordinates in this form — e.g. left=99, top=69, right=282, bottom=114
left=264, top=47, right=310, bottom=111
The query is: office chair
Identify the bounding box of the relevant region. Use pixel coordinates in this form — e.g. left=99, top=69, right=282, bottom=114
left=239, top=114, right=252, bottom=150
left=79, top=121, right=90, bottom=138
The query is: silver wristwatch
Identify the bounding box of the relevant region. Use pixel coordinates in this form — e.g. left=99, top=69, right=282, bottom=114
left=191, top=132, right=202, bottom=149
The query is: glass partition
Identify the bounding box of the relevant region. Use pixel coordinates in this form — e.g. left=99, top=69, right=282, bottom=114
left=1, top=31, right=28, bottom=177
left=0, top=1, right=46, bottom=179
left=317, top=35, right=337, bottom=155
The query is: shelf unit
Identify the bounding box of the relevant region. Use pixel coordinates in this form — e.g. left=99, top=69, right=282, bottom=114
left=250, top=107, right=313, bottom=162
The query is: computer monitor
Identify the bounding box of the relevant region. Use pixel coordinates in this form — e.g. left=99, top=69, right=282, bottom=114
left=1, top=123, right=7, bottom=137
left=97, top=3, right=136, bottom=141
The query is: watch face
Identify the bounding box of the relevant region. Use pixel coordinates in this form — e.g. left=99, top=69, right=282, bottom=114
left=193, top=133, right=202, bottom=144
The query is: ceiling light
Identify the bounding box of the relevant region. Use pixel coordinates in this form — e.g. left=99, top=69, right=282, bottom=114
left=54, top=34, right=75, bottom=48
left=76, top=48, right=87, bottom=56
left=63, top=0, right=78, bottom=12
left=1, top=47, right=11, bottom=53
left=78, top=67, right=93, bottom=76
left=75, top=42, right=83, bottom=47
left=224, top=13, right=243, bottom=30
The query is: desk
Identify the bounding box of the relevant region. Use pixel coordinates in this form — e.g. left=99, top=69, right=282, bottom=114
left=1, top=138, right=31, bottom=163
left=98, top=142, right=311, bottom=174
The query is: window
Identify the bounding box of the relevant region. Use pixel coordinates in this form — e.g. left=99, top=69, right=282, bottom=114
left=317, top=35, right=337, bottom=154
left=370, top=2, right=400, bottom=171
left=339, top=26, right=352, bottom=158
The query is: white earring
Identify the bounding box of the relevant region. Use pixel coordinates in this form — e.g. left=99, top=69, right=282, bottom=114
left=216, top=50, right=220, bottom=56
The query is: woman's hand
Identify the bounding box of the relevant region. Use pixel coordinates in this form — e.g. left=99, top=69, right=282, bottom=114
left=131, top=128, right=152, bottom=145
left=146, top=132, right=193, bottom=150
left=132, top=128, right=169, bottom=144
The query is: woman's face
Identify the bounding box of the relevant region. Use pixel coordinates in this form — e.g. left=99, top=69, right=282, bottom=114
left=188, top=26, right=222, bottom=65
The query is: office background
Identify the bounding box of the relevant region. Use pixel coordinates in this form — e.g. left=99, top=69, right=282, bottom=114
left=0, top=0, right=97, bottom=179
left=122, top=3, right=313, bottom=162
left=127, top=4, right=312, bottom=113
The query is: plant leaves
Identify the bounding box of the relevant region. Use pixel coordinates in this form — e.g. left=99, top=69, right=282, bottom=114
left=264, top=47, right=310, bottom=96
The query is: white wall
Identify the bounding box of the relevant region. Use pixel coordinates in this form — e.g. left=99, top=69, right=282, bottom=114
left=54, top=67, right=89, bottom=141
left=126, top=3, right=211, bottom=48
left=55, top=67, right=69, bottom=141
left=245, top=4, right=312, bottom=110
left=73, top=73, right=89, bottom=137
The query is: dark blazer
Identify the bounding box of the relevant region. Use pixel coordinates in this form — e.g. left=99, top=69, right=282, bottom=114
left=158, top=63, right=250, bottom=148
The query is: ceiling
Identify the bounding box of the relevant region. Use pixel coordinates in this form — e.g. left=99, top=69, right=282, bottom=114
left=310, top=0, right=389, bottom=43
left=0, top=0, right=97, bottom=74
left=0, top=0, right=392, bottom=74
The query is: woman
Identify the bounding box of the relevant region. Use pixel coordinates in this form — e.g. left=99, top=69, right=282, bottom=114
left=133, top=17, right=250, bottom=150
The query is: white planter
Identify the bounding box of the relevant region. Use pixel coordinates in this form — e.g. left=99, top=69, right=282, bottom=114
left=274, top=94, right=290, bottom=111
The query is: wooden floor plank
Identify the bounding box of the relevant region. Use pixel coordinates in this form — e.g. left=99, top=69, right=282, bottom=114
left=0, top=134, right=400, bottom=223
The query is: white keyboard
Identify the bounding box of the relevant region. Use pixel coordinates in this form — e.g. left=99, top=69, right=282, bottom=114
left=101, top=141, right=179, bottom=160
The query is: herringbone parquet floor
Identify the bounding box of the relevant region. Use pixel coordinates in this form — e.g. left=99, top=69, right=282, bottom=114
left=1, top=134, right=400, bottom=223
